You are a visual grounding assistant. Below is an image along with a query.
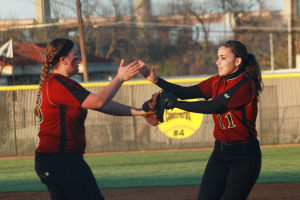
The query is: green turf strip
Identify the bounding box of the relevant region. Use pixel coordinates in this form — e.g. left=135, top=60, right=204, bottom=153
left=0, top=146, right=299, bottom=192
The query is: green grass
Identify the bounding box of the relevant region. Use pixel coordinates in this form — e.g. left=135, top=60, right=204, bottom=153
left=0, top=146, right=299, bottom=193
left=258, top=146, right=300, bottom=183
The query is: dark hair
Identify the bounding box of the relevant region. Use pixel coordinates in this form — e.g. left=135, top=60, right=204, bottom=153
left=34, top=38, right=74, bottom=116
left=222, top=40, right=263, bottom=96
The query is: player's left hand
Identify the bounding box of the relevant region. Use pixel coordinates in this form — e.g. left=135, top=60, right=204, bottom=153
left=138, top=60, right=158, bottom=83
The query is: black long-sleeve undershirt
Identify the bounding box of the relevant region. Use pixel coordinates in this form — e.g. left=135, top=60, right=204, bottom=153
left=156, top=77, right=206, bottom=100
left=173, top=97, right=228, bottom=114
left=156, top=77, right=227, bottom=114
left=165, top=75, right=250, bottom=114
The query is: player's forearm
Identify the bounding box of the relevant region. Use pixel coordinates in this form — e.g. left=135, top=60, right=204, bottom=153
left=82, top=77, right=124, bottom=109
left=96, top=76, right=124, bottom=105
left=94, top=101, right=145, bottom=116
left=174, top=98, right=227, bottom=114
left=156, top=77, right=206, bottom=99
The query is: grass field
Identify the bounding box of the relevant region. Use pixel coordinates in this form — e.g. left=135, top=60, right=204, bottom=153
left=0, top=146, right=299, bottom=193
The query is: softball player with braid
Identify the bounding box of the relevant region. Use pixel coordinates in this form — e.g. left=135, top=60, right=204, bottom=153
left=139, top=40, right=263, bottom=200
left=34, top=38, right=146, bottom=200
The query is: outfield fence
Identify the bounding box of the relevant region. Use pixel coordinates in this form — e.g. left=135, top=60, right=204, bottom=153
left=0, top=73, right=300, bottom=157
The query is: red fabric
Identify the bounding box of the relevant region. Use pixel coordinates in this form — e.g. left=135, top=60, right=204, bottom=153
left=198, top=72, right=258, bottom=142
left=35, top=73, right=90, bottom=154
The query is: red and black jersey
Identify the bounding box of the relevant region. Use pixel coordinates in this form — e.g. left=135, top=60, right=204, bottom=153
left=35, top=73, right=90, bottom=154
left=198, top=71, right=258, bottom=142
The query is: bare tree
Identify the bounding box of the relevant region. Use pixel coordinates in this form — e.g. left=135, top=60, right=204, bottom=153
left=182, top=0, right=215, bottom=50
left=78, top=0, right=137, bottom=62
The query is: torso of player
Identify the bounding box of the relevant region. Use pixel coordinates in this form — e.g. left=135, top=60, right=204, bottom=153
left=199, top=72, right=258, bottom=142
left=35, top=73, right=90, bottom=154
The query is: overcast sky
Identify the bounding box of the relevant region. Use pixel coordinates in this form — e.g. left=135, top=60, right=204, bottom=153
left=0, top=0, right=36, bottom=19
left=0, top=0, right=284, bottom=20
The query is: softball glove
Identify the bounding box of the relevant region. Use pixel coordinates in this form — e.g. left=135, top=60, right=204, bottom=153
left=142, top=90, right=177, bottom=126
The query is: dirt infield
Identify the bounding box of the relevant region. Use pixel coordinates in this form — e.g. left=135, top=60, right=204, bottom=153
left=0, top=182, right=299, bottom=200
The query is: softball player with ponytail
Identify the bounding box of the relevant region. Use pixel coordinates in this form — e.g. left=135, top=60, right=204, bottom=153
left=139, top=40, right=263, bottom=200
left=34, top=38, right=146, bottom=200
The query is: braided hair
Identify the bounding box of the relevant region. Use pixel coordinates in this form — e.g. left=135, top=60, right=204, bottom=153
left=34, top=38, right=74, bottom=116
left=222, top=40, right=263, bottom=96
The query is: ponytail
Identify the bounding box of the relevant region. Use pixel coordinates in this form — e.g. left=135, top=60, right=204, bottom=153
left=34, top=63, right=51, bottom=116
left=222, top=40, right=263, bottom=97
left=245, top=53, right=263, bottom=96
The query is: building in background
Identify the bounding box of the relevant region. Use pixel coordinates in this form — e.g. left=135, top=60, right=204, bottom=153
left=1, top=0, right=300, bottom=85
left=0, top=42, right=117, bottom=85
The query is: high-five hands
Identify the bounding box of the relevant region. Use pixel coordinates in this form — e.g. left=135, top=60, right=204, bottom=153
left=117, top=59, right=142, bottom=81
left=138, top=60, right=158, bottom=83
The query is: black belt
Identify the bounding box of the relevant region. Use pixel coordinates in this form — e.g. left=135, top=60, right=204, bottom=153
left=215, top=139, right=258, bottom=152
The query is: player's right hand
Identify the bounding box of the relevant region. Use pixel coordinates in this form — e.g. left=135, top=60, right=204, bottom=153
left=117, top=60, right=141, bottom=81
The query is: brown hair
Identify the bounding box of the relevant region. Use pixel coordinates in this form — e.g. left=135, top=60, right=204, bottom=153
left=222, top=40, right=263, bottom=96
left=34, top=38, right=74, bottom=116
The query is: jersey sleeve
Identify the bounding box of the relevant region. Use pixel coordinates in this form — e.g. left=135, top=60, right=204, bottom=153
left=156, top=77, right=206, bottom=99
left=216, top=76, right=256, bottom=109
left=197, top=75, right=219, bottom=100
left=47, top=76, right=90, bottom=107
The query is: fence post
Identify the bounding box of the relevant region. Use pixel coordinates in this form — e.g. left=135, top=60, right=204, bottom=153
left=13, top=91, right=18, bottom=156
left=131, top=86, right=138, bottom=150
left=270, top=32, right=274, bottom=71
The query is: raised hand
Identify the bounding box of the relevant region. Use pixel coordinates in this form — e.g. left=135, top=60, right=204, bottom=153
left=117, top=59, right=141, bottom=81
left=138, top=60, right=158, bottom=83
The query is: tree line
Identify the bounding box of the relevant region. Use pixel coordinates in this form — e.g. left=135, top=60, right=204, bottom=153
left=0, top=0, right=299, bottom=84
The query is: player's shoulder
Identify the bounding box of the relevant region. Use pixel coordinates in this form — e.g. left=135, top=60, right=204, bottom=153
left=49, top=73, right=82, bottom=88
left=47, top=73, right=63, bottom=88
left=210, top=74, right=221, bottom=80
left=238, top=73, right=256, bottom=93
left=231, top=72, right=253, bottom=84
left=48, top=73, right=63, bottom=82
left=202, top=74, right=221, bottom=83
left=241, top=73, right=255, bottom=86
left=209, top=75, right=222, bottom=87
left=50, top=73, right=70, bottom=83
left=199, top=75, right=221, bottom=90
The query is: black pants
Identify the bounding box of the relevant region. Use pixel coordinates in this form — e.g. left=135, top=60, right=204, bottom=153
left=198, top=140, right=261, bottom=200
left=35, top=153, right=105, bottom=200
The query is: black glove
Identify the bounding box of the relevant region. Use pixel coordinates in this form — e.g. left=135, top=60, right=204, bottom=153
left=159, top=90, right=178, bottom=110
left=142, top=90, right=178, bottom=126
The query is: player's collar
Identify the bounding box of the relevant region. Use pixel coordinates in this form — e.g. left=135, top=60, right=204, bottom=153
left=224, top=68, right=244, bottom=80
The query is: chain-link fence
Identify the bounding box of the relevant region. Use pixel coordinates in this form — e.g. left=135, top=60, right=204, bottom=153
left=1, top=21, right=300, bottom=86
left=0, top=74, right=299, bottom=157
